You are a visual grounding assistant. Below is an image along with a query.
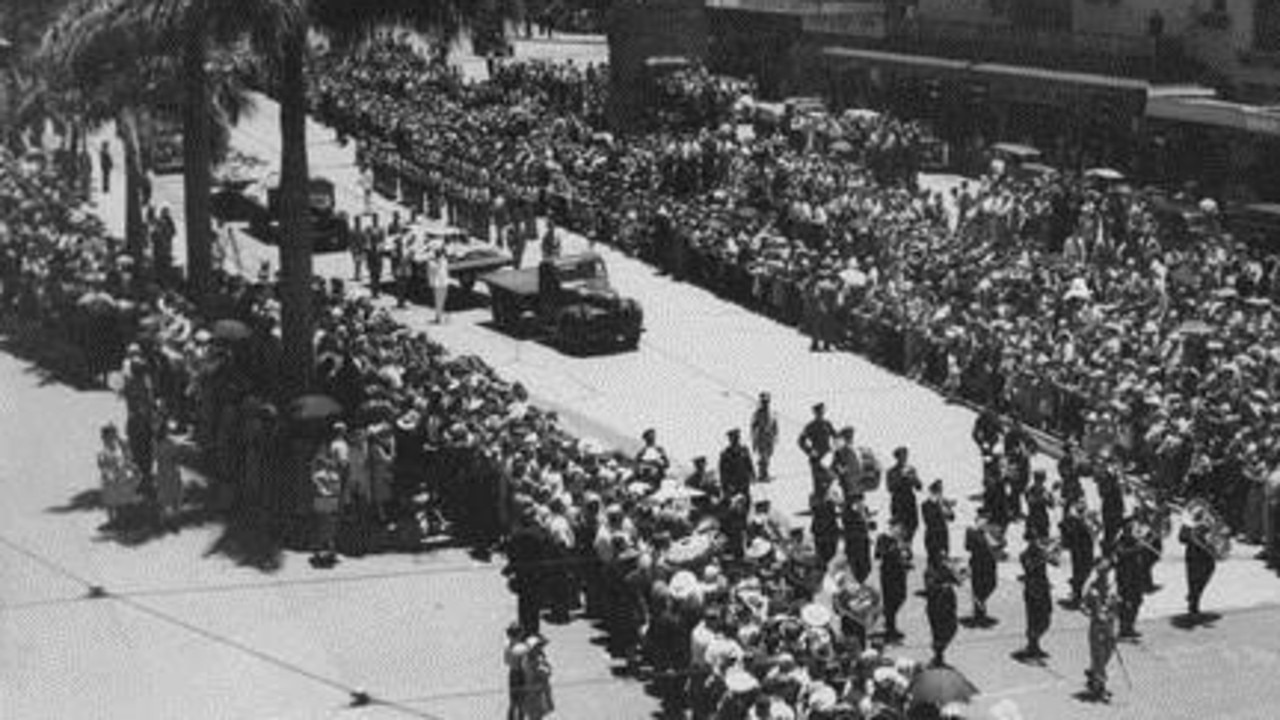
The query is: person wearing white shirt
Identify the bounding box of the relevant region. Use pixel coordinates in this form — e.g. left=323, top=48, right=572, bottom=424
left=426, top=243, right=450, bottom=324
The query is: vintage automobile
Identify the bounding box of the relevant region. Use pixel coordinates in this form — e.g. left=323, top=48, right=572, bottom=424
left=243, top=176, right=350, bottom=252
left=408, top=227, right=513, bottom=293
left=480, top=252, right=644, bottom=352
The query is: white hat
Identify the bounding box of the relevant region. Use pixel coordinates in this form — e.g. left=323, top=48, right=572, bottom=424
left=800, top=603, right=832, bottom=628
left=724, top=667, right=759, bottom=694
left=669, top=571, right=701, bottom=602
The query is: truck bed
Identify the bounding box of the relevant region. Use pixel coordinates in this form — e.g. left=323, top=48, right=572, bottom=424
left=480, top=266, right=542, bottom=297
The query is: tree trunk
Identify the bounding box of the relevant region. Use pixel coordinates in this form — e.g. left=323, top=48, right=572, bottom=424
left=182, top=1, right=214, bottom=302
left=116, top=107, right=146, bottom=263
left=278, top=23, right=313, bottom=401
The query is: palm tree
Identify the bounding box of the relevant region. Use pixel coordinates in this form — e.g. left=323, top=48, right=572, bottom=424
left=42, top=0, right=261, bottom=271
left=274, top=0, right=494, bottom=398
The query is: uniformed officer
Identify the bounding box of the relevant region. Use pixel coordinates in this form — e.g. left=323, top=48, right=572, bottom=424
left=1097, top=459, right=1127, bottom=554
left=798, top=403, right=837, bottom=494
left=982, top=454, right=1011, bottom=530
left=876, top=522, right=910, bottom=643
left=1025, top=469, right=1055, bottom=542
left=810, top=485, right=841, bottom=565
left=1178, top=504, right=1219, bottom=617
left=965, top=521, right=999, bottom=623
left=1060, top=501, right=1097, bottom=606
left=1004, top=420, right=1037, bottom=519
left=843, top=495, right=874, bottom=584
left=925, top=557, right=960, bottom=667
left=1114, top=520, right=1147, bottom=640
left=1083, top=561, right=1121, bottom=701
left=1015, top=540, right=1053, bottom=660
left=887, top=446, right=923, bottom=547
left=972, top=408, right=1002, bottom=457
left=922, top=479, right=955, bottom=569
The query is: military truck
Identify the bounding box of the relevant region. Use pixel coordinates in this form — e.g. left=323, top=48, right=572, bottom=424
left=481, top=252, right=644, bottom=352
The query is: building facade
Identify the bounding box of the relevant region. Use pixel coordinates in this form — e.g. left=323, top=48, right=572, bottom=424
left=702, top=0, right=1280, bottom=198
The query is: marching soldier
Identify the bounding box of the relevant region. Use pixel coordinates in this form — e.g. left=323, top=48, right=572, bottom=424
left=876, top=523, right=910, bottom=643
left=1015, top=540, right=1054, bottom=660
left=749, top=391, right=779, bottom=482
left=843, top=495, right=875, bottom=584
left=1179, top=502, right=1220, bottom=617
left=925, top=557, right=961, bottom=667
left=982, top=454, right=1011, bottom=530
left=965, top=521, right=999, bottom=623
left=1057, top=438, right=1087, bottom=514
left=1004, top=419, right=1037, bottom=520
left=798, top=403, right=837, bottom=494
left=810, top=484, right=841, bottom=565
left=1083, top=561, right=1121, bottom=701
left=887, top=446, right=923, bottom=547
left=1025, top=469, right=1055, bottom=542
left=972, top=408, right=1003, bottom=457
left=922, top=479, right=955, bottom=570
left=1114, top=520, right=1147, bottom=640
left=1097, top=458, right=1126, bottom=553
left=1060, top=501, right=1097, bottom=606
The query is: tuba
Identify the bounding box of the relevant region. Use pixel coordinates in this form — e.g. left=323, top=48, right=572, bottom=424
left=1183, top=498, right=1232, bottom=561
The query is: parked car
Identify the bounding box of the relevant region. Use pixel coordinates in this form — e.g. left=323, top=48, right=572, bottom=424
left=481, top=252, right=644, bottom=352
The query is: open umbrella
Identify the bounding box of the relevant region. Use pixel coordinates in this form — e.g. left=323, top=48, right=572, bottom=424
left=289, top=394, right=343, bottom=422
left=76, top=290, right=117, bottom=313
left=908, top=666, right=979, bottom=709
left=829, top=140, right=854, bottom=155
left=212, top=318, right=253, bottom=342
left=1085, top=167, right=1125, bottom=182
left=1176, top=319, right=1215, bottom=336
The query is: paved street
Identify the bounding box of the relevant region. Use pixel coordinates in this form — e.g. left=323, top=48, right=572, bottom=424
left=7, top=32, right=1280, bottom=720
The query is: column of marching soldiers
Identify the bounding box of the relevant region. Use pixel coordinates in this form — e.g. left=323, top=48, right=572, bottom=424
left=780, top=398, right=1224, bottom=701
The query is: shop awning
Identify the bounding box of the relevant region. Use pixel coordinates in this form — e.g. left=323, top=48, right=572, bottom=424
left=969, top=62, right=1149, bottom=93
left=822, top=47, right=971, bottom=74
left=1147, top=96, right=1280, bottom=137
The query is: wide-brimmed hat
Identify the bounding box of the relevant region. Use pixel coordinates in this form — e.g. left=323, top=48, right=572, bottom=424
left=396, top=410, right=421, bottom=431
left=800, top=603, right=832, bottom=628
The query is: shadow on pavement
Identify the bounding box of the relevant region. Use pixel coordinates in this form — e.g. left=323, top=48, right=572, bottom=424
left=48, top=489, right=105, bottom=514
left=1169, top=611, right=1222, bottom=630
left=204, top=509, right=284, bottom=573
left=0, top=327, right=99, bottom=392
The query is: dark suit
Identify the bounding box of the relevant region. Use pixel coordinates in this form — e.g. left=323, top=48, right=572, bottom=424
left=923, top=496, right=952, bottom=565
left=965, top=527, right=998, bottom=615
left=505, top=520, right=549, bottom=635
left=876, top=533, right=909, bottom=636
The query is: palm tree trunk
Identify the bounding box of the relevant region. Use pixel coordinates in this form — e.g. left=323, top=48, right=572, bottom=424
left=182, top=0, right=214, bottom=301
left=278, top=23, right=313, bottom=401
left=116, top=106, right=146, bottom=262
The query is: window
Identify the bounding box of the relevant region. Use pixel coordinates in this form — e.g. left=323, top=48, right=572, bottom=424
left=1258, top=0, right=1280, bottom=52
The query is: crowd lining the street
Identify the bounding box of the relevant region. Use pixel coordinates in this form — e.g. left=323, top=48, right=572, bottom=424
left=7, top=34, right=1280, bottom=719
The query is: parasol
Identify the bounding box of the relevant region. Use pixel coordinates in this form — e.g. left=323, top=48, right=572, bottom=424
left=212, top=318, right=253, bottom=341
left=666, top=533, right=716, bottom=568
left=908, top=666, right=980, bottom=709
left=289, top=394, right=343, bottom=421
left=1175, top=319, right=1214, bottom=336
left=1085, top=167, right=1125, bottom=181
left=76, top=291, right=117, bottom=313
left=649, top=481, right=704, bottom=503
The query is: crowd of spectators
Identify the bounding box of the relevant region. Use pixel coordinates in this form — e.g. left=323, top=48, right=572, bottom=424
left=310, top=41, right=1280, bottom=542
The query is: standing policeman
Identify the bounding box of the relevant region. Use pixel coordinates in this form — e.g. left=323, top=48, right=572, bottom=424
left=922, top=480, right=955, bottom=570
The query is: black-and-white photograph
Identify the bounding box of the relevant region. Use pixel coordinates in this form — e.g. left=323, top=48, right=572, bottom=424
left=3, top=0, right=1280, bottom=717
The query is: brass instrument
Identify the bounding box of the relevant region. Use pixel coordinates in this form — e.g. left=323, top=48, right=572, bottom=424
left=1025, top=537, right=1063, bottom=568
left=1183, top=497, right=1232, bottom=561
